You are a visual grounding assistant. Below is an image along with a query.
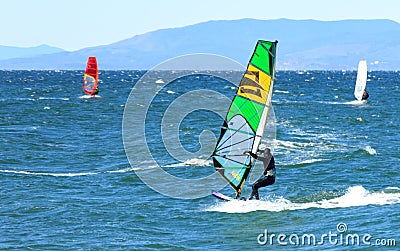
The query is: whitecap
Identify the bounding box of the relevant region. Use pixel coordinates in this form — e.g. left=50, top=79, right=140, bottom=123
left=274, top=90, right=289, bottom=94
left=364, top=145, right=377, bottom=155
left=275, top=139, right=314, bottom=149
left=0, top=169, right=99, bottom=177
left=162, top=158, right=211, bottom=168
left=206, top=186, right=400, bottom=213
left=343, top=100, right=367, bottom=105
left=38, top=97, right=70, bottom=101
left=106, top=167, right=136, bottom=173
left=79, top=95, right=101, bottom=99
left=297, top=158, right=327, bottom=165
left=385, top=187, right=400, bottom=191
left=182, top=158, right=211, bottom=166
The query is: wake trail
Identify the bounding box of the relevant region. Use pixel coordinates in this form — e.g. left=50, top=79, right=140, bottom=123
left=207, top=186, right=400, bottom=213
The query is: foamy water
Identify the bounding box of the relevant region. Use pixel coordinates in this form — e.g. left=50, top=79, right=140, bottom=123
left=207, top=186, right=400, bottom=213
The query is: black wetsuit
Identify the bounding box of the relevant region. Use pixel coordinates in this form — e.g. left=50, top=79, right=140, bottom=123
left=362, top=91, right=369, bottom=100
left=248, top=152, right=276, bottom=200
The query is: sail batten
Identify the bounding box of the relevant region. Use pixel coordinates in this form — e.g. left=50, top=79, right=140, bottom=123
left=212, top=40, right=278, bottom=197
left=216, top=135, right=256, bottom=152
left=220, top=127, right=256, bottom=136
left=215, top=158, right=251, bottom=167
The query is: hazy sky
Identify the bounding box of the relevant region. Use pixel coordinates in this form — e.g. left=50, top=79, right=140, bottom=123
left=1, top=0, right=399, bottom=51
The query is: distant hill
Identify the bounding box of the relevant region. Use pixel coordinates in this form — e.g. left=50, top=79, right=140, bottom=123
left=0, top=44, right=64, bottom=60
left=1, top=19, right=400, bottom=70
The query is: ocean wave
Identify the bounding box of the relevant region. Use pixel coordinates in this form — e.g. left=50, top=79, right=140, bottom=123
left=385, top=187, right=400, bottom=191
left=314, top=100, right=368, bottom=105
left=79, top=95, right=101, bottom=99
left=274, top=90, right=289, bottom=94
left=297, top=158, right=328, bottom=165
left=275, top=139, right=315, bottom=149
left=15, top=97, right=36, bottom=101
left=207, top=186, right=400, bottom=213
left=0, top=169, right=99, bottom=177
left=163, top=158, right=212, bottom=168
left=38, top=97, right=70, bottom=101
left=364, top=145, right=377, bottom=155
left=1, top=167, right=140, bottom=176
left=122, top=158, right=211, bottom=171
left=106, top=167, right=136, bottom=173
left=343, top=100, right=367, bottom=105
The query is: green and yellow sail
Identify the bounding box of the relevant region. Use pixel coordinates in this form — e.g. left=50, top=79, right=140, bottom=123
left=212, top=40, right=278, bottom=197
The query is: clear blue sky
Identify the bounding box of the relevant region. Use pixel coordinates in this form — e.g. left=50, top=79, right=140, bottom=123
left=1, top=0, right=399, bottom=51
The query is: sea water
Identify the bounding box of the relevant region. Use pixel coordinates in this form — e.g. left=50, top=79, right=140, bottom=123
left=0, top=70, right=399, bottom=250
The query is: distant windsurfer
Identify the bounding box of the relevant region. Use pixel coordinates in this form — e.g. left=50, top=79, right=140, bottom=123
left=361, top=89, right=369, bottom=101
left=243, top=148, right=276, bottom=200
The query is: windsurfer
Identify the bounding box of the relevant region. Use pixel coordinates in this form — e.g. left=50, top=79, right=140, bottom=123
left=362, top=90, right=369, bottom=100
left=243, top=148, right=276, bottom=200
left=93, top=87, right=99, bottom=96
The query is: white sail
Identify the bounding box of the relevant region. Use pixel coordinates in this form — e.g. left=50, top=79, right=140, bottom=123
left=354, top=60, right=367, bottom=101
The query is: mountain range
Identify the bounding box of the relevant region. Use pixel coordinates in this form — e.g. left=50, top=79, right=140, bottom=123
left=1, top=18, right=400, bottom=70
left=0, top=44, right=64, bottom=61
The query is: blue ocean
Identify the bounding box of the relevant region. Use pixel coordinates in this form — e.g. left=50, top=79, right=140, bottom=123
left=1, top=70, right=399, bottom=250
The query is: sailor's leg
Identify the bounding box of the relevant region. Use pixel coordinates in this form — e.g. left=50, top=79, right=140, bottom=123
left=249, top=179, right=261, bottom=200
left=258, top=176, right=275, bottom=187
left=250, top=177, right=275, bottom=200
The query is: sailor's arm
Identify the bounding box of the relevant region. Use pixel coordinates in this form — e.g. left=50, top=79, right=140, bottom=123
left=243, top=150, right=267, bottom=162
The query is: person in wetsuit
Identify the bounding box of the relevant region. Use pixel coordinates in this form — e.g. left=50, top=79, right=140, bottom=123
left=93, top=87, right=99, bottom=96
left=362, top=89, right=369, bottom=100
left=243, top=148, right=276, bottom=200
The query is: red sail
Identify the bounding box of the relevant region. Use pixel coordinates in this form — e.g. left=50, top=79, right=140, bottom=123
left=82, top=56, right=98, bottom=95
